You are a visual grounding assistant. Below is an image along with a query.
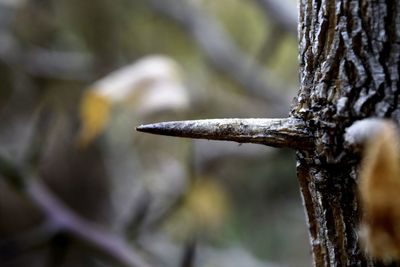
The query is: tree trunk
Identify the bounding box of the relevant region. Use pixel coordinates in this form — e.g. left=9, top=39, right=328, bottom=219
left=292, top=0, right=400, bottom=266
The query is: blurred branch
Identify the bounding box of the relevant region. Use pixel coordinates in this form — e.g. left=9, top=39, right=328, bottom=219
left=0, top=33, right=94, bottom=81
left=149, top=0, right=290, bottom=115
left=257, top=26, right=286, bottom=64
left=28, top=179, right=153, bottom=267
left=0, top=155, right=25, bottom=190
left=254, top=0, right=298, bottom=35
left=254, top=0, right=297, bottom=68
left=179, top=238, right=196, bottom=267
left=24, top=48, right=94, bottom=80
left=0, top=155, right=153, bottom=267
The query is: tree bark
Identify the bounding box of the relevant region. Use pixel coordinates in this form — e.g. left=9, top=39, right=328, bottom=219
left=292, top=0, right=400, bottom=266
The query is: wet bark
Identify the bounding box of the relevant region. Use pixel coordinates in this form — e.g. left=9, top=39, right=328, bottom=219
left=292, top=0, right=400, bottom=266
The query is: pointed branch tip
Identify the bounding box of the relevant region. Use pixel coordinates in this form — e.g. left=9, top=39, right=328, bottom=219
left=137, top=118, right=314, bottom=150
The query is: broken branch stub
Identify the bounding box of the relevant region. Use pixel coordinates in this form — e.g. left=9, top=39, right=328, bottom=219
left=137, top=118, right=314, bottom=150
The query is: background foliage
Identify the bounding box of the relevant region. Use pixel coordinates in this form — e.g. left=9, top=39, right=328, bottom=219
left=0, top=0, right=309, bottom=266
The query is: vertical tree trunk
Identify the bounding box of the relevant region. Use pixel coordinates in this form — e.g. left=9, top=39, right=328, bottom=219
left=292, top=0, right=400, bottom=266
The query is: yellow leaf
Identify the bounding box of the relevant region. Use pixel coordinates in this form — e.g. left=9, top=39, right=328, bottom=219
left=77, top=90, right=111, bottom=148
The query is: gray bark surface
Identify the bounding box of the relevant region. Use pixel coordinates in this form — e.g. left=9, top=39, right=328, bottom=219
left=292, top=0, right=400, bottom=266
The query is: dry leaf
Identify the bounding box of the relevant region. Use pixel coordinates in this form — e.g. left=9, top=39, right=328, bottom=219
left=358, top=120, right=400, bottom=262
left=77, top=55, right=189, bottom=146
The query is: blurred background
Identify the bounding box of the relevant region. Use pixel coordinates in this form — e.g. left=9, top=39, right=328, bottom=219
left=0, top=0, right=310, bottom=267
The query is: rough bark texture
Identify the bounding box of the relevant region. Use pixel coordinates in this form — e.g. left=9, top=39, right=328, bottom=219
left=292, top=0, right=400, bottom=266
left=137, top=118, right=313, bottom=150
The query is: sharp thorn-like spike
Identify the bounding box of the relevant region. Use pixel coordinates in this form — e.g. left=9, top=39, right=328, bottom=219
left=137, top=118, right=313, bottom=150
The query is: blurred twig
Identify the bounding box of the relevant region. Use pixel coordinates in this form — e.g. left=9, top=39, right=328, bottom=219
left=149, top=0, right=290, bottom=115
left=254, top=0, right=297, bottom=64
left=257, top=26, right=286, bottom=64
left=23, top=48, right=94, bottom=81
left=180, top=238, right=196, bottom=267
left=0, top=33, right=94, bottom=81
left=28, top=179, right=153, bottom=267
left=0, top=155, right=153, bottom=267
left=254, top=0, right=298, bottom=35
